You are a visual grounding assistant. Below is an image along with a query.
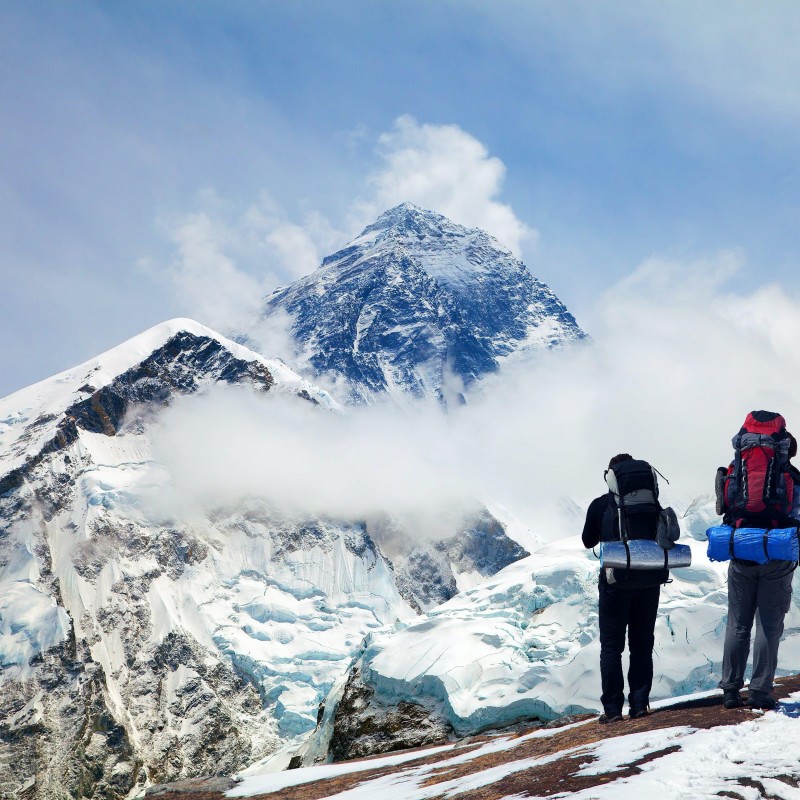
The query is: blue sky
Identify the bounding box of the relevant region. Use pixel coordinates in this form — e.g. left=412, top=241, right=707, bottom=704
left=2, top=1, right=799, bottom=396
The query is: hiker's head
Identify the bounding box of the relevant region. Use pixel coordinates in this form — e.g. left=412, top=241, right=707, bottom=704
left=608, top=453, right=634, bottom=469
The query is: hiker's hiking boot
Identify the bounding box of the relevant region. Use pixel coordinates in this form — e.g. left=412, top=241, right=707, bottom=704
left=748, top=692, right=777, bottom=710
left=723, top=690, right=744, bottom=709
left=598, top=711, right=623, bottom=724
left=629, top=707, right=650, bottom=720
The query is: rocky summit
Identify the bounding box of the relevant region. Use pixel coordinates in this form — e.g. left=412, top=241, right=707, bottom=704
left=263, top=203, right=586, bottom=403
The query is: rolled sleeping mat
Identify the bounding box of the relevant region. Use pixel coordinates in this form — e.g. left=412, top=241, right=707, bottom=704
left=706, top=525, right=735, bottom=563
left=706, top=525, right=799, bottom=564
left=600, top=539, right=692, bottom=570
left=756, top=527, right=799, bottom=562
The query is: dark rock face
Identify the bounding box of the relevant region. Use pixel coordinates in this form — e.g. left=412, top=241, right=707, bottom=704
left=448, top=511, right=530, bottom=578
left=263, top=203, right=585, bottom=402
left=64, top=331, right=275, bottom=437
left=379, top=510, right=530, bottom=611
left=329, top=668, right=454, bottom=762
left=0, top=631, right=143, bottom=800
left=395, top=549, right=458, bottom=611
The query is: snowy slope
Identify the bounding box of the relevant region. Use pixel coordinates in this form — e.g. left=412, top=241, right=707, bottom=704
left=0, top=321, right=398, bottom=797
left=262, top=203, right=586, bottom=403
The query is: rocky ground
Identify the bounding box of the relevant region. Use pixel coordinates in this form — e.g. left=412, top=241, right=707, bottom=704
left=144, top=674, right=800, bottom=800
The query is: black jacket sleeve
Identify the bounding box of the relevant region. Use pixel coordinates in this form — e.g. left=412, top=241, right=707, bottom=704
left=582, top=494, right=611, bottom=549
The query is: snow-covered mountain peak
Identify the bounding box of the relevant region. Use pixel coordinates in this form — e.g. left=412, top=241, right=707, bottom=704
left=346, top=202, right=512, bottom=266
left=0, top=317, right=326, bottom=424
left=356, top=201, right=437, bottom=236
left=0, top=318, right=336, bottom=497
left=335, top=203, right=517, bottom=292
left=265, top=205, right=585, bottom=403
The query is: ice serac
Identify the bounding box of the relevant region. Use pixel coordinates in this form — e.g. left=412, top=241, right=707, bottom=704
left=307, top=504, right=800, bottom=763
left=263, top=203, right=586, bottom=402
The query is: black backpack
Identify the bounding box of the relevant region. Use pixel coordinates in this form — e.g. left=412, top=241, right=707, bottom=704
left=602, top=459, right=669, bottom=587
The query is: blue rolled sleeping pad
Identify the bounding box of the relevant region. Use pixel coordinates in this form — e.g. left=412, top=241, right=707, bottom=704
left=600, top=539, right=692, bottom=570
left=706, top=525, right=800, bottom=564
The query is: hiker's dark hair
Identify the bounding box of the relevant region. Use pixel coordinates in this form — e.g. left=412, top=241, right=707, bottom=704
left=608, top=453, right=634, bottom=469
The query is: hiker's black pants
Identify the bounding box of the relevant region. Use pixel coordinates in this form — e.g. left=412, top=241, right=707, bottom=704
left=599, top=579, right=660, bottom=715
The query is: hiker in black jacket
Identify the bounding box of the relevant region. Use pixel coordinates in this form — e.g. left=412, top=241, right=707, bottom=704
left=582, top=453, right=662, bottom=724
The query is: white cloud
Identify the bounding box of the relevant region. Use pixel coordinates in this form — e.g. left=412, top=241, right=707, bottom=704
left=243, top=196, right=341, bottom=282
left=152, top=389, right=479, bottom=537
left=245, top=308, right=300, bottom=367
left=163, top=209, right=267, bottom=337
left=157, top=192, right=349, bottom=357
left=358, top=115, right=535, bottom=256
left=149, top=250, right=800, bottom=543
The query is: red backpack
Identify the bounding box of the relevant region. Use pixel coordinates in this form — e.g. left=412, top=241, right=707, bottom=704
left=716, top=411, right=795, bottom=528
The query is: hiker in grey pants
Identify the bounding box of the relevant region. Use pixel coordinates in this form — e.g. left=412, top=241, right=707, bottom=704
left=717, top=416, right=800, bottom=709
left=720, top=559, right=794, bottom=709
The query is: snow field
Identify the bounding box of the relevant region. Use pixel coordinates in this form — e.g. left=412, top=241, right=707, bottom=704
left=230, top=718, right=589, bottom=796
left=564, top=698, right=800, bottom=799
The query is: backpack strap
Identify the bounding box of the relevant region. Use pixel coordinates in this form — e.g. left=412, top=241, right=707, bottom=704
left=619, top=493, right=628, bottom=544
